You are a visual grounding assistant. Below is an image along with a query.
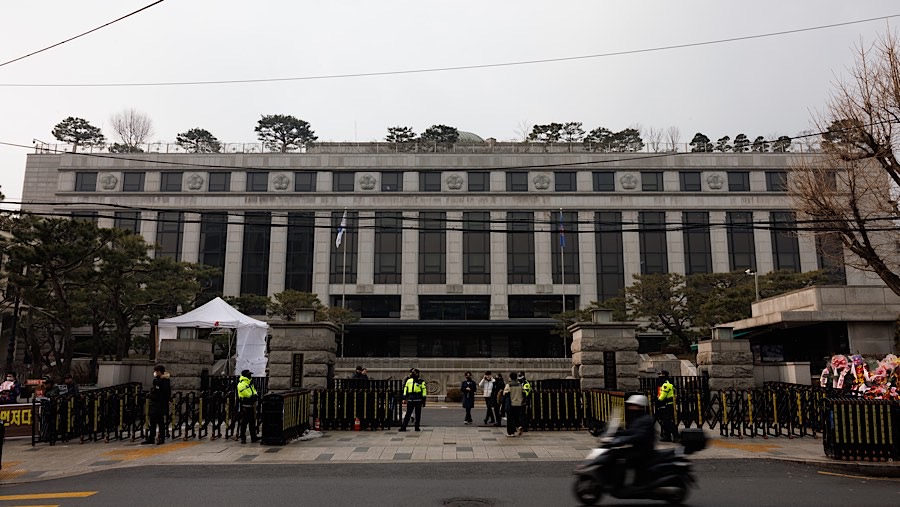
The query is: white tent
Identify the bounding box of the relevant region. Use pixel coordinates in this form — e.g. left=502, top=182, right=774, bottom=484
left=157, top=297, right=268, bottom=377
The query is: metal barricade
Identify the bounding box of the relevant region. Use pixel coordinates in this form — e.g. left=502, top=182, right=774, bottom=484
left=261, top=390, right=312, bottom=445
left=824, top=397, right=899, bottom=461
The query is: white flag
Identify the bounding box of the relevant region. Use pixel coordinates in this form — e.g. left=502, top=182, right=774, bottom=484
left=335, top=210, right=348, bottom=248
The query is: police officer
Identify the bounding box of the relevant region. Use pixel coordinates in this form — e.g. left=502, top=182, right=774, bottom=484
left=399, top=368, right=427, bottom=432
left=656, top=370, right=679, bottom=442
left=142, top=365, right=171, bottom=445
left=237, top=369, right=259, bottom=444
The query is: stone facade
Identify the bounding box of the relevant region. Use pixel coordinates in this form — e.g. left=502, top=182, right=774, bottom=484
left=268, top=321, right=339, bottom=390
left=156, top=339, right=214, bottom=391
left=569, top=311, right=640, bottom=391
left=695, top=328, right=755, bottom=390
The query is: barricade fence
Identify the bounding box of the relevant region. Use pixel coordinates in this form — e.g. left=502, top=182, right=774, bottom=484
left=261, top=390, right=312, bottom=445
left=824, top=397, right=899, bottom=461
left=311, top=389, right=402, bottom=430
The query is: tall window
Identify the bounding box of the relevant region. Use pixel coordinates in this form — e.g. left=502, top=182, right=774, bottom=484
left=555, top=172, right=576, bottom=191
left=113, top=211, right=141, bottom=234
left=330, top=211, right=358, bottom=284
left=463, top=212, right=491, bottom=284
left=156, top=211, right=184, bottom=260
left=160, top=172, right=183, bottom=192
left=333, top=172, right=355, bottom=191
left=74, top=172, right=97, bottom=192
left=726, top=211, right=756, bottom=271
left=418, top=212, right=446, bottom=284
left=374, top=212, right=402, bottom=284
left=642, top=172, right=663, bottom=191
left=71, top=211, right=97, bottom=223
left=246, top=171, right=268, bottom=192
left=208, top=172, right=231, bottom=191
left=419, top=296, right=490, bottom=320
left=506, top=172, right=528, bottom=191
left=766, top=171, right=788, bottom=192
left=552, top=211, right=580, bottom=283
left=419, top=172, right=441, bottom=192
left=240, top=212, right=271, bottom=296
left=122, top=172, right=145, bottom=192
left=507, top=212, right=535, bottom=283
left=728, top=171, right=750, bottom=191
left=468, top=172, right=488, bottom=192
left=770, top=211, right=800, bottom=271
left=595, top=212, right=624, bottom=302
left=639, top=211, right=668, bottom=274
left=683, top=212, right=712, bottom=274
left=816, top=233, right=846, bottom=284
left=285, top=212, right=315, bottom=292
left=381, top=172, right=402, bottom=191
left=593, top=171, right=615, bottom=191
left=508, top=295, right=579, bottom=318
left=199, top=212, right=228, bottom=295
left=294, top=172, right=316, bottom=192
left=679, top=171, right=701, bottom=191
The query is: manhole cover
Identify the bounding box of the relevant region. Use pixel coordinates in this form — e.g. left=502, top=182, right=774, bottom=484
left=442, top=498, right=495, bottom=507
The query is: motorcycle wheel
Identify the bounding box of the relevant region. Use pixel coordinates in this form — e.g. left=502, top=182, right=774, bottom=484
left=573, top=475, right=602, bottom=505
left=664, top=476, right=689, bottom=505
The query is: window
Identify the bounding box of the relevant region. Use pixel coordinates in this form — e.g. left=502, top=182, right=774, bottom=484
left=816, top=233, right=846, bottom=284
left=508, top=296, right=579, bottom=318
left=71, top=211, right=97, bottom=223
left=679, top=171, right=701, bottom=191
left=208, top=172, right=231, bottom=192
left=683, top=212, right=712, bottom=274
left=334, top=295, right=400, bottom=318
left=199, top=212, right=228, bottom=295
left=294, top=172, right=317, bottom=192
left=766, top=171, right=788, bottom=192
left=639, top=212, right=668, bottom=274
left=419, top=296, right=490, bottom=320
left=160, top=172, right=183, bottom=192
left=592, top=171, right=615, bottom=191
left=156, top=211, right=183, bottom=260
left=642, top=172, right=663, bottom=191
left=506, top=172, right=528, bottom=191
left=726, top=211, right=756, bottom=271
left=240, top=212, right=271, bottom=296
left=552, top=211, right=579, bottom=284
left=595, top=212, right=624, bottom=302
left=463, top=212, right=491, bottom=284
left=770, top=211, right=800, bottom=272
left=374, top=212, right=402, bottom=284
left=74, top=172, right=97, bottom=192
left=728, top=171, right=750, bottom=191
left=381, top=172, right=402, bottom=192
left=419, top=172, right=441, bottom=192
left=285, top=212, right=315, bottom=292
left=555, top=172, right=576, bottom=191
left=468, top=172, right=488, bottom=192
left=419, top=212, right=446, bottom=284
left=507, top=212, right=535, bottom=283
left=114, top=211, right=141, bottom=234
left=333, top=172, right=355, bottom=191
left=330, top=211, right=358, bottom=283
left=121, top=172, right=145, bottom=192
left=246, top=171, right=268, bottom=192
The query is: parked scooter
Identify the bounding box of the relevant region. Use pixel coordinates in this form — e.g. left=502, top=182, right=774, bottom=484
left=573, top=412, right=707, bottom=505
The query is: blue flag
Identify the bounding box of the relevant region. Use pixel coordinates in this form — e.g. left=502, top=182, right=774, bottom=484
left=558, top=210, right=566, bottom=248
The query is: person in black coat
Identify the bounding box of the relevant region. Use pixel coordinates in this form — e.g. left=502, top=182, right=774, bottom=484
left=492, top=373, right=505, bottom=424
left=142, top=364, right=171, bottom=445
left=460, top=372, right=477, bottom=424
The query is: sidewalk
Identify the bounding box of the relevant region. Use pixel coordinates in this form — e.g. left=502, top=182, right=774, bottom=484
left=1, top=408, right=896, bottom=484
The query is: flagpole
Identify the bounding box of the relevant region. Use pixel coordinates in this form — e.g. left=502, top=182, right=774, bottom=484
left=560, top=209, right=567, bottom=358
left=340, top=209, right=348, bottom=358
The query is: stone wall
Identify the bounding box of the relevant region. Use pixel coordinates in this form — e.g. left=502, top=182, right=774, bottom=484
left=569, top=313, right=640, bottom=391
left=156, top=339, right=214, bottom=391
left=268, top=321, right=338, bottom=390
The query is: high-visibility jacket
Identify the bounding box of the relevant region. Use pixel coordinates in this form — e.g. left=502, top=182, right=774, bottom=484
left=404, top=378, right=427, bottom=402
left=521, top=380, right=532, bottom=398
left=237, top=375, right=258, bottom=405
left=657, top=380, right=674, bottom=405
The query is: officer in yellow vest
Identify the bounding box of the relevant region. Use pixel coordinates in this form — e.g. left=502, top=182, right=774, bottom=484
left=399, top=368, right=427, bottom=432
left=656, top=370, right=679, bottom=442
left=237, top=369, right=259, bottom=444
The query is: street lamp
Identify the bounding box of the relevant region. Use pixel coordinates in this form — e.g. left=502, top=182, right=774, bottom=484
left=745, top=269, right=760, bottom=302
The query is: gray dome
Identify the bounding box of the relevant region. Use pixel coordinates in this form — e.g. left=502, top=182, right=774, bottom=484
left=457, top=131, right=485, bottom=143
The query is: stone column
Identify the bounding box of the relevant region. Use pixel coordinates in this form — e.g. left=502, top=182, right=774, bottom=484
left=577, top=210, right=598, bottom=303
left=622, top=211, right=641, bottom=281
left=446, top=211, right=463, bottom=285
left=753, top=211, right=774, bottom=274
left=569, top=309, right=640, bottom=391
left=268, top=316, right=338, bottom=390
left=156, top=339, right=214, bottom=391
left=666, top=211, right=685, bottom=274
left=267, top=214, right=288, bottom=296
left=400, top=212, right=418, bottom=319
left=709, top=212, right=729, bottom=273
left=312, top=212, right=332, bottom=300
left=181, top=212, right=201, bottom=264
left=141, top=211, right=158, bottom=258
left=695, top=326, right=755, bottom=390
left=357, top=211, right=375, bottom=285
left=535, top=210, right=552, bottom=286
left=223, top=214, right=244, bottom=297
left=490, top=210, right=508, bottom=319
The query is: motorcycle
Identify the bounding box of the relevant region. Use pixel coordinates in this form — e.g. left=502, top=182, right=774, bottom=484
left=573, top=413, right=707, bottom=505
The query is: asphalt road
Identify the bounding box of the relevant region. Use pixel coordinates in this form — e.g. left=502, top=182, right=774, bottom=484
left=1, top=460, right=897, bottom=507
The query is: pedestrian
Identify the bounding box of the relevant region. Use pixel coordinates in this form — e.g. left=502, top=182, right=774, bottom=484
left=656, top=370, right=679, bottom=442
left=351, top=365, right=366, bottom=379
left=59, top=373, right=79, bottom=396
left=0, top=371, right=20, bottom=404
left=502, top=372, right=525, bottom=437
left=518, top=372, right=532, bottom=432
left=399, top=368, right=427, bottom=432
left=492, top=372, right=505, bottom=425
left=237, top=369, right=259, bottom=444
left=360, top=368, right=369, bottom=379
left=478, top=371, right=496, bottom=425
left=41, top=375, right=60, bottom=398
left=142, top=364, right=171, bottom=445
left=461, top=371, right=477, bottom=424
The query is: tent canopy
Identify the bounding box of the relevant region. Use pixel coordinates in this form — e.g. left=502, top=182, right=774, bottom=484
left=158, top=297, right=268, bottom=377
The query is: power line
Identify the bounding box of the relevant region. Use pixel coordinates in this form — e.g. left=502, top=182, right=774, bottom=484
left=0, top=12, right=895, bottom=87
left=0, top=1, right=166, bottom=68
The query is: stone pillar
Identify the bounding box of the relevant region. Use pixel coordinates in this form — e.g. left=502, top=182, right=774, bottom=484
left=156, top=339, right=214, bottom=391
left=490, top=210, right=508, bottom=319
left=695, top=326, right=755, bottom=390
left=181, top=212, right=201, bottom=264
left=569, top=309, right=640, bottom=391
left=267, top=214, right=288, bottom=296
left=268, top=318, right=339, bottom=390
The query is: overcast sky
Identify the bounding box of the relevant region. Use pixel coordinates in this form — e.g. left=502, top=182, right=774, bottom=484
left=1, top=1, right=899, bottom=208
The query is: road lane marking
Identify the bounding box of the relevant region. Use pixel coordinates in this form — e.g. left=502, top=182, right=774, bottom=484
left=0, top=491, right=97, bottom=500
left=0, top=461, right=27, bottom=481
left=817, top=471, right=900, bottom=482
left=12, top=504, right=60, bottom=507
left=104, top=441, right=199, bottom=460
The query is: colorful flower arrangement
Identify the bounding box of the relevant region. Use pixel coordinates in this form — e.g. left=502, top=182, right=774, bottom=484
left=822, top=353, right=900, bottom=400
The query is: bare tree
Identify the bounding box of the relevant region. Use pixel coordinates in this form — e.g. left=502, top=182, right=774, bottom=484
left=790, top=31, right=900, bottom=297
left=795, top=129, right=820, bottom=153
left=665, top=126, right=681, bottom=152
left=513, top=120, right=532, bottom=142
left=109, top=108, right=154, bottom=152
left=646, top=126, right=664, bottom=152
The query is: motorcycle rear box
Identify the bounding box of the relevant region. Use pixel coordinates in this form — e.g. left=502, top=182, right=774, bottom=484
left=680, top=428, right=707, bottom=454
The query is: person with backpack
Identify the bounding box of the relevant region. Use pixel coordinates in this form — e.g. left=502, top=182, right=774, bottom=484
left=237, top=369, right=259, bottom=444
left=502, top=372, right=525, bottom=437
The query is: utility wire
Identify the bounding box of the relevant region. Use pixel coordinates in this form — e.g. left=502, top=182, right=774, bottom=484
left=0, top=12, right=895, bottom=87
left=0, top=1, right=166, bottom=68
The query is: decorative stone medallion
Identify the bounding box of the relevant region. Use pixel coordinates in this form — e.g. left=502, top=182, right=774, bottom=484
left=446, top=173, right=463, bottom=190
left=359, top=173, right=377, bottom=190
left=272, top=173, right=290, bottom=190
left=186, top=173, right=204, bottom=190
left=706, top=173, right=725, bottom=190
left=532, top=173, right=551, bottom=190
left=620, top=173, right=637, bottom=190
left=99, top=173, right=118, bottom=190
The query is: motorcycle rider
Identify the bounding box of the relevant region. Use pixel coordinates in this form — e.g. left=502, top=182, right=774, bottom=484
left=611, top=394, right=656, bottom=487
